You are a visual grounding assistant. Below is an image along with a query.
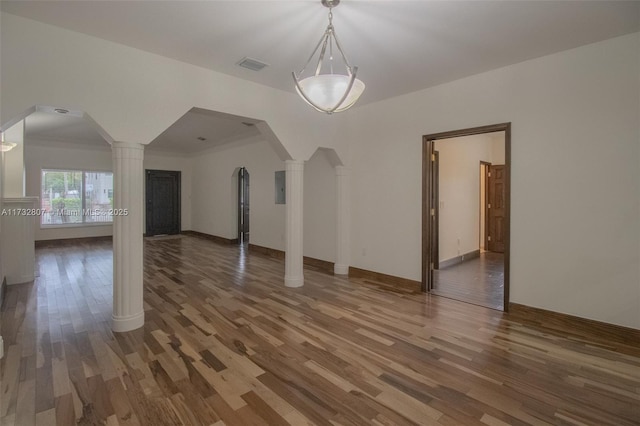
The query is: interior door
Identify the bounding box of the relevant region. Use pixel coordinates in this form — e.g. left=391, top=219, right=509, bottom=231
left=428, top=143, right=437, bottom=288
left=488, top=165, right=505, bottom=253
left=146, top=170, right=181, bottom=236
left=238, top=167, right=250, bottom=243
left=433, top=151, right=439, bottom=270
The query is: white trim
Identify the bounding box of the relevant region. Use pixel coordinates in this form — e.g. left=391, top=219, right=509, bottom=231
left=40, top=222, right=112, bottom=229
left=2, top=197, right=40, bottom=203
left=112, top=311, right=144, bottom=332
left=284, top=276, right=304, bottom=288
left=27, top=138, right=111, bottom=152
left=333, top=264, right=349, bottom=275
left=6, top=273, right=35, bottom=285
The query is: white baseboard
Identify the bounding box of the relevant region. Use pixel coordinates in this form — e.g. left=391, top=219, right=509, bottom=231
left=334, top=264, right=349, bottom=275
left=112, top=311, right=145, bottom=332
left=7, top=273, right=35, bottom=285
left=284, top=275, right=304, bottom=288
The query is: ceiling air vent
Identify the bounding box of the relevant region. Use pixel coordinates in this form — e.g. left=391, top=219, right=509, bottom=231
left=237, top=57, right=269, bottom=72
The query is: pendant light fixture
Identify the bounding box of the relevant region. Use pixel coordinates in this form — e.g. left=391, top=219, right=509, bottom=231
left=293, top=0, right=364, bottom=114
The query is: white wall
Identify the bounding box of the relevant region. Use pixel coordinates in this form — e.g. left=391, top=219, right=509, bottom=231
left=2, top=11, right=638, bottom=329
left=25, top=138, right=335, bottom=258
left=25, top=142, right=113, bottom=241
left=191, top=139, right=285, bottom=250
left=304, top=149, right=336, bottom=262
left=491, top=135, right=505, bottom=164
left=0, top=144, right=5, bottom=289
left=25, top=141, right=192, bottom=240
left=436, top=134, right=503, bottom=262
left=347, top=33, right=640, bottom=329
left=0, top=12, right=348, bottom=162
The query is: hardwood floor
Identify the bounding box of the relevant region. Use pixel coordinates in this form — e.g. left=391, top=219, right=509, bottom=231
left=1, top=235, right=639, bottom=425
left=432, top=252, right=504, bottom=310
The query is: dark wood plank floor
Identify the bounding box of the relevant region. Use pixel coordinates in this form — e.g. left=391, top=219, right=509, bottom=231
left=433, top=252, right=504, bottom=310
left=1, top=236, right=639, bottom=425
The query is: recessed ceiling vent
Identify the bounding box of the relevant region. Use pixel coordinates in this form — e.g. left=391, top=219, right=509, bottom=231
left=237, top=57, right=269, bottom=72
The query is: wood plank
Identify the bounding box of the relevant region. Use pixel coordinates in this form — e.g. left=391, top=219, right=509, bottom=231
left=1, top=236, right=638, bottom=426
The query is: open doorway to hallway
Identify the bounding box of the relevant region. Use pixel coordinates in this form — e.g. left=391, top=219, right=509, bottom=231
left=423, top=124, right=510, bottom=311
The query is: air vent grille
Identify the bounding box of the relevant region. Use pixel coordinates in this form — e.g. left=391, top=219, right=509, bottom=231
left=237, top=57, right=269, bottom=72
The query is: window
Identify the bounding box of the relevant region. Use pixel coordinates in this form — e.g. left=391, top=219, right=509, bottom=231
left=41, top=169, right=114, bottom=225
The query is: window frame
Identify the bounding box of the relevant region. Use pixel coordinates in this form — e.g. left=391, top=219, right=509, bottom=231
left=40, top=168, right=114, bottom=228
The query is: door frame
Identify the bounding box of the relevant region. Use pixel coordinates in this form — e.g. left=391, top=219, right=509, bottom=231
left=422, top=123, right=511, bottom=311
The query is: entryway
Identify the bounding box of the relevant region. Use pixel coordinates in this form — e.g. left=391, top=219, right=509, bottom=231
left=237, top=167, right=250, bottom=243
left=145, top=169, right=181, bottom=236
left=422, top=123, right=511, bottom=311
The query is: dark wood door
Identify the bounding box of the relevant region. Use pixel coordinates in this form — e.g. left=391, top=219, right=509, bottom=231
left=238, top=167, right=250, bottom=243
left=432, top=151, right=439, bottom=270
left=146, top=170, right=181, bottom=236
left=488, top=165, right=505, bottom=253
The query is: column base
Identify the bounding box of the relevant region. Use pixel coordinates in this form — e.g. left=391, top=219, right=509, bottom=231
left=334, top=264, right=349, bottom=276
left=7, top=273, right=35, bottom=285
left=112, top=311, right=145, bottom=332
left=284, top=275, right=304, bottom=288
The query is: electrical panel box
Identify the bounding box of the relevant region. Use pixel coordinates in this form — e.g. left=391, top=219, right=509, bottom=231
left=275, top=171, right=286, bottom=204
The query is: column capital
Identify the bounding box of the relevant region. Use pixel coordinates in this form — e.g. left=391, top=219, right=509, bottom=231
left=111, top=141, right=145, bottom=151
left=335, top=165, right=351, bottom=176
left=285, top=159, right=305, bottom=171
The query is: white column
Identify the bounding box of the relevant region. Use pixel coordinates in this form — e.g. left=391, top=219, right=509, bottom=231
left=334, top=165, right=351, bottom=275
left=111, top=142, right=145, bottom=332
left=1, top=197, right=38, bottom=284
left=285, top=160, right=304, bottom=287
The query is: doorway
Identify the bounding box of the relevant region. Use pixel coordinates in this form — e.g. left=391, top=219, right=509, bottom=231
left=145, top=170, right=181, bottom=236
left=422, top=123, right=511, bottom=311
left=237, top=167, right=250, bottom=243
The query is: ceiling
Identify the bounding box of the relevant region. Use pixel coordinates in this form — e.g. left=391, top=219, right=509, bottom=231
left=24, top=108, right=263, bottom=154
left=7, top=1, right=639, bottom=152
left=148, top=108, right=262, bottom=154
left=25, top=111, right=108, bottom=147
